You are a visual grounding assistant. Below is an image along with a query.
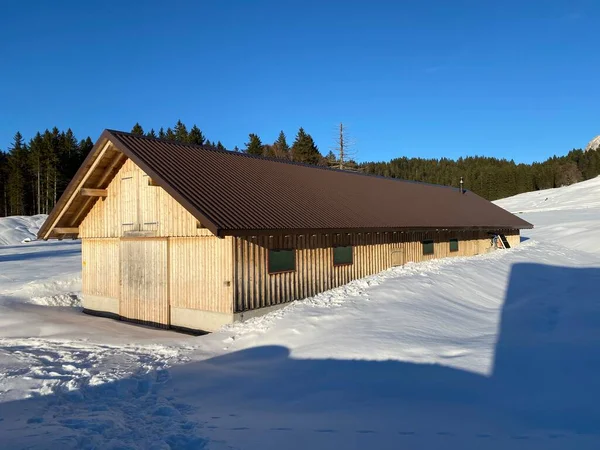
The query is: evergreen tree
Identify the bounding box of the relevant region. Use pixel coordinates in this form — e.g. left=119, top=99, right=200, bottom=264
left=158, top=127, right=166, bottom=139
left=291, top=127, right=322, bottom=165
left=216, top=141, right=226, bottom=151
left=146, top=128, right=157, bottom=139
left=245, top=133, right=264, bottom=156
left=165, top=127, right=175, bottom=141
left=325, top=150, right=337, bottom=166
left=7, top=132, right=28, bottom=215
left=188, top=125, right=205, bottom=145
left=174, top=120, right=188, bottom=142
left=0, top=151, right=8, bottom=216
left=131, top=123, right=144, bottom=135
left=273, top=130, right=290, bottom=159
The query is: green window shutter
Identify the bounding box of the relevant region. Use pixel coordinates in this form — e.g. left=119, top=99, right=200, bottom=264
left=449, top=238, right=459, bottom=252
left=333, top=246, right=353, bottom=265
left=268, top=249, right=295, bottom=274
left=422, top=240, right=434, bottom=255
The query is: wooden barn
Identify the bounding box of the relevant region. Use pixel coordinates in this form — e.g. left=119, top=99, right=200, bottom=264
left=38, top=130, right=532, bottom=332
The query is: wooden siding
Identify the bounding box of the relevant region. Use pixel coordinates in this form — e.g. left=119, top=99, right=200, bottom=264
left=80, top=158, right=213, bottom=238
left=119, top=238, right=169, bottom=326
left=233, top=229, right=519, bottom=312
left=82, top=238, right=120, bottom=299
left=169, top=237, right=234, bottom=313
left=504, top=230, right=521, bottom=248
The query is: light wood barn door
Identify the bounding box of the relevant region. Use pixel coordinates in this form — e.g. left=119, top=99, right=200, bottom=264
left=120, top=239, right=169, bottom=327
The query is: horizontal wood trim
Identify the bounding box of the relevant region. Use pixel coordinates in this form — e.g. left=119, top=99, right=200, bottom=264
left=54, top=227, right=79, bottom=234
left=80, top=188, right=108, bottom=197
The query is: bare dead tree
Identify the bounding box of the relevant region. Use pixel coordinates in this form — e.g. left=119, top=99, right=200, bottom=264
left=329, top=122, right=359, bottom=171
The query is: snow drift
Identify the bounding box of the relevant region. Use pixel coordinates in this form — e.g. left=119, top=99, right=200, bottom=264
left=0, top=214, right=47, bottom=245
left=1, top=177, right=600, bottom=449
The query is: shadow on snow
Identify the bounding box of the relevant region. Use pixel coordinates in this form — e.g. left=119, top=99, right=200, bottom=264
left=0, top=263, right=598, bottom=449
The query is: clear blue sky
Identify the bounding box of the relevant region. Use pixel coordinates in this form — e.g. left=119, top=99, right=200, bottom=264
left=1, top=0, right=598, bottom=163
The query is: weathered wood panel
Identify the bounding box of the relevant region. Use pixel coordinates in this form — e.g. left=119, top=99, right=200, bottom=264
left=82, top=238, right=120, bottom=299
left=234, top=229, right=519, bottom=312
left=119, top=238, right=169, bottom=327
left=169, top=237, right=234, bottom=313
left=80, top=158, right=213, bottom=238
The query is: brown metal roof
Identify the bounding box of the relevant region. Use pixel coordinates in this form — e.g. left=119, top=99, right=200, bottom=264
left=38, top=129, right=532, bottom=239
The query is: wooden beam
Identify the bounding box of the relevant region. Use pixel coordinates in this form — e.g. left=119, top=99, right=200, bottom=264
left=148, top=178, right=160, bottom=187
left=42, top=141, right=111, bottom=240
left=69, top=152, right=126, bottom=227
left=80, top=188, right=108, bottom=197
left=54, top=227, right=79, bottom=234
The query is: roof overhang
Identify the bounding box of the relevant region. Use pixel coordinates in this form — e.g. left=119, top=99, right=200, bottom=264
left=38, top=130, right=222, bottom=240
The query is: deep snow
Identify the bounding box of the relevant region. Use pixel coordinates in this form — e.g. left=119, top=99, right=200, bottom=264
left=0, top=178, right=599, bottom=449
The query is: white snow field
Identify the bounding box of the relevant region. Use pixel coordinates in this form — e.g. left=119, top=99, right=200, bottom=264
left=0, top=177, right=599, bottom=449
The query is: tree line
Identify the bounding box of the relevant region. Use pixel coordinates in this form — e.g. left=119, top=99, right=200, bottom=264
left=1, top=119, right=599, bottom=217
left=361, top=148, right=600, bottom=200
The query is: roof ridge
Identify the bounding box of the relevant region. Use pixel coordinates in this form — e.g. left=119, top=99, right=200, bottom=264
left=106, top=129, right=462, bottom=192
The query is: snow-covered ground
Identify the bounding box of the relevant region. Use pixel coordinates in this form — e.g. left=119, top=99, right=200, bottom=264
left=1, top=178, right=599, bottom=449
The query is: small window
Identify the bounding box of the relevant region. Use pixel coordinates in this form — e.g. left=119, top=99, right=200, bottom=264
left=422, top=240, right=434, bottom=255
left=449, top=238, right=459, bottom=252
left=333, top=246, right=353, bottom=265
left=268, top=249, right=295, bottom=274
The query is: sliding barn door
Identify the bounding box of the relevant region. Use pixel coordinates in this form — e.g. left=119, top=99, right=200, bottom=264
left=120, top=239, right=169, bottom=327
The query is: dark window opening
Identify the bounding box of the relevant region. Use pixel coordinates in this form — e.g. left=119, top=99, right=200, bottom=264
left=422, top=240, right=434, bottom=255
left=333, top=246, right=353, bottom=265
left=268, top=249, right=295, bottom=274
left=449, top=238, right=459, bottom=252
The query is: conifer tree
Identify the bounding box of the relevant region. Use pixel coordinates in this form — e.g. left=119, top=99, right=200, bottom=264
left=216, top=141, right=226, bottom=151
left=174, top=120, right=188, bottom=142
left=131, top=123, right=144, bottom=135
left=291, top=127, right=322, bottom=165
left=146, top=128, right=157, bottom=139
left=188, top=125, right=205, bottom=145
left=7, top=132, right=28, bottom=215
left=245, top=133, right=264, bottom=156
left=273, top=130, right=290, bottom=159
left=158, top=127, right=166, bottom=139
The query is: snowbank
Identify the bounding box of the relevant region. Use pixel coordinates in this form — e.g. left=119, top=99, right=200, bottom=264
left=1, top=177, right=600, bottom=449
left=0, top=214, right=47, bottom=245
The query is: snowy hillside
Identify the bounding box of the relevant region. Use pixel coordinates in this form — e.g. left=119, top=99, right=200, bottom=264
left=495, top=175, right=600, bottom=254
left=0, top=214, right=47, bottom=245
left=1, top=179, right=600, bottom=449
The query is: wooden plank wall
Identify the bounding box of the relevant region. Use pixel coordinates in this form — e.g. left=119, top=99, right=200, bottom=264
left=233, top=229, right=519, bottom=312
left=119, top=238, right=169, bottom=327
left=80, top=158, right=213, bottom=238
left=169, top=237, right=234, bottom=313
left=504, top=230, right=521, bottom=248
left=81, top=238, right=120, bottom=299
